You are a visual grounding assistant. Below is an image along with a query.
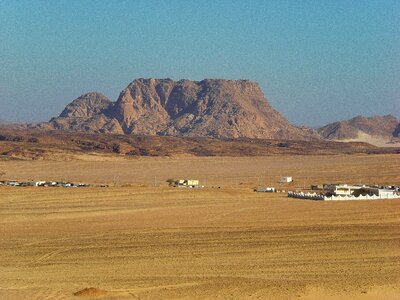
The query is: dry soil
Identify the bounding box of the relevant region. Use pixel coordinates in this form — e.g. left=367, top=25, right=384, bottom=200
left=1, top=154, right=399, bottom=299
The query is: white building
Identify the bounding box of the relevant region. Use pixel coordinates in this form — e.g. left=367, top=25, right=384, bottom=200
left=331, top=185, right=361, bottom=196
left=280, top=176, right=293, bottom=183
left=177, top=179, right=200, bottom=188
left=256, top=187, right=276, bottom=192
left=330, top=185, right=395, bottom=197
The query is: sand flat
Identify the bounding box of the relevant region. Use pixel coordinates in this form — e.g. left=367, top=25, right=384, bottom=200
left=0, top=154, right=400, bottom=299
left=0, top=154, right=399, bottom=187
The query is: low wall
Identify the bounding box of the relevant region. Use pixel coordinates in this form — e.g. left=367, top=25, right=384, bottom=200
left=288, top=191, right=324, bottom=201
left=324, top=193, right=400, bottom=201
left=288, top=191, right=400, bottom=201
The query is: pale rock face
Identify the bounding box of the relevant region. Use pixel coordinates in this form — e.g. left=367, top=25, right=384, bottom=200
left=113, top=79, right=172, bottom=134
left=59, top=92, right=112, bottom=118
left=318, top=115, right=400, bottom=140
left=42, top=78, right=321, bottom=140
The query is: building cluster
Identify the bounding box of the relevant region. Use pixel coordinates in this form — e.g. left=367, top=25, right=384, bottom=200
left=256, top=176, right=293, bottom=193
left=289, top=184, right=400, bottom=201
left=2, top=174, right=399, bottom=202
left=0, top=180, right=91, bottom=188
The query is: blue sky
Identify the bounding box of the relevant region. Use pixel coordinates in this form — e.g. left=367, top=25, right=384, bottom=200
left=0, top=0, right=399, bottom=126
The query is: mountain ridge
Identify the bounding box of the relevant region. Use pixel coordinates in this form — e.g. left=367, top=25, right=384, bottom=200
left=37, top=78, right=320, bottom=140
left=30, top=78, right=399, bottom=145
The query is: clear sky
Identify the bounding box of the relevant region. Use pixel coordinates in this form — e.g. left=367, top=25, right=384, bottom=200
left=1, top=0, right=399, bottom=126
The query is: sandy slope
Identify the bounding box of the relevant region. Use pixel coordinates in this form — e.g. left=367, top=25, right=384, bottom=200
left=0, top=154, right=399, bottom=299
left=338, top=131, right=400, bottom=148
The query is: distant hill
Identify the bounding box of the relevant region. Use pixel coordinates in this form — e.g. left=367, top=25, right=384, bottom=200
left=318, top=115, right=400, bottom=147
left=36, top=78, right=319, bottom=140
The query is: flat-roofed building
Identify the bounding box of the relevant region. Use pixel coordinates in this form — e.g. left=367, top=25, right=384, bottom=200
left=177, top=179, right=200, bottom=188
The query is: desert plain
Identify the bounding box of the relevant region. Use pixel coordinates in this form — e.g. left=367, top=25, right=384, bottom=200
left=1, top=154, right=400, bottom=299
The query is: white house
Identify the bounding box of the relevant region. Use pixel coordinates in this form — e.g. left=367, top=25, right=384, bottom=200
left=177, top=179, right=200, bottom=188
left=256, top=187, right=276, bottom=192
left=280, top=176, right=293, bottom=183
left=331, top=185, right=361, bottom=196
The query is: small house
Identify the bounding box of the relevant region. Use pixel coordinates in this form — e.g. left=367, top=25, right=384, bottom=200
left=256, top=187, right=276, bottom=193
left=176, top=179, right=200, bottom=188
left=329, top=184, right=361, bottom=196
left=280, top=176, right=293, bottom=183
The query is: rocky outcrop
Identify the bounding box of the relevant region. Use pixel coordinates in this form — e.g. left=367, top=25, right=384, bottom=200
left=39, top=78, right=321, bottom=140
left=59, top=92, right=112, bottom=118
left=318, top=115, right=400, bottom=140
left=37, top=93, right=124, bottom=134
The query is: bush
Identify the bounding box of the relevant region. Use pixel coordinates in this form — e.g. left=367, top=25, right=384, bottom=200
left=166, top=179, right=175, bottom=186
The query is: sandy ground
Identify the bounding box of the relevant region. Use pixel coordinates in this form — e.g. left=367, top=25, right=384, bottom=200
left=338, top=131, right=400, bottom=148
left=1, top=154, right=400, bottom=299
left=0, top=154, right=399, bottom=188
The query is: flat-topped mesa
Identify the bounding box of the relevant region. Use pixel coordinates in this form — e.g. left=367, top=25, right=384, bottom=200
left=42, top=78, right=320, bottom=140
left=112, top=78, right=314, bottom=139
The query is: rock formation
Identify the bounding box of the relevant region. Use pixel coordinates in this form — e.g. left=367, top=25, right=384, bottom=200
left=318, top=115, right=400, bottom=139
left=40, top=78, right=319, bottom=140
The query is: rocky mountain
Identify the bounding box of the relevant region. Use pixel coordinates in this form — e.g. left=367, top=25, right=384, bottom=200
left=37, top=92, right=123, bottom=134
left=58, top=92, right=112, bottom=118
left=318, top=115, right=400, bottom=146
left=318, top=115, right=400, bottom=139
left=38, top=78, right=319, bottom=140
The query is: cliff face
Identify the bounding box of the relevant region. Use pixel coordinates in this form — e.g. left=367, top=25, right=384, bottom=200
left=40, top=78, right=320, bottom=140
